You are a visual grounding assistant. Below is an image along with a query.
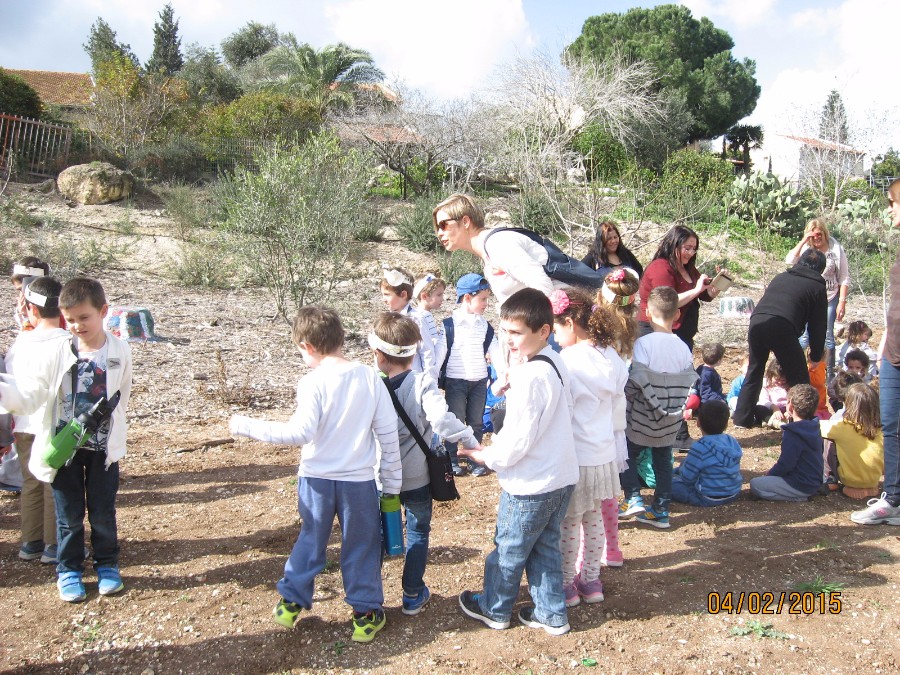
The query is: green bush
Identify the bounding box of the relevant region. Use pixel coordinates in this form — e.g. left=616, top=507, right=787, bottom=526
left=727, top=171, right=810, bottom=239
left=511, top=189, right=561, bottom=237
left=353, top=209, right=384, bottom=242
left=166, top=241, right=235, bottom=288
left=653, top=149, right=734, bottom=223
left=437, top=250, right=482, bottom=283
left=157, top=182, right=221, bottom=240
left=395, top=194, right=440, bottom=253
left=0, top=68, right=42, bottom=118
left=571, top=124, right=633, bottom=183
left=200, top=91, right=321, bottom=142
left=129, top=137, right=211, bottom=182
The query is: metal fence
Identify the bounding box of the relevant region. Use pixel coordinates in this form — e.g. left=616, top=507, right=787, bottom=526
left=0, top=113, right=72, bottom=178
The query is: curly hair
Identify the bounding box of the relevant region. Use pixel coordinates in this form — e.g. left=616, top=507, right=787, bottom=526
left=587, top=303, right=620, bottom=349
left=597, top=271, right=639, bottom=358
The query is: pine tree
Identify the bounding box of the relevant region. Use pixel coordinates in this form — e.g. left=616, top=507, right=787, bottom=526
left=146, top=3, right=184, bottom=75
left=83, top=17, right=139, bottom=74
left=819, top=89, right=849, bottom=145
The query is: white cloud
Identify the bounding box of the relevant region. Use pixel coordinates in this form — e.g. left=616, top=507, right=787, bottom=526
left=680, top=0, right=777, bottom=27
left=323, top=0, right=533, bottom=100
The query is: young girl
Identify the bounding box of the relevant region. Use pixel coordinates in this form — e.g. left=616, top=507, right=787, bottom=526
left=838, top=321, right=878, bottom=379
left=551, top=288, right=628, bottom=604
left=413, top=273, right=448, bottom=371
left=595, top=268, right=640, bottom=566
left=821, top=383, right=884, bottom=500
left=756, top=358, right=789, bottom=428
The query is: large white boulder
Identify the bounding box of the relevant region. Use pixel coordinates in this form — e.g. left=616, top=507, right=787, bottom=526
left=57, top=162, right=134, bottom=205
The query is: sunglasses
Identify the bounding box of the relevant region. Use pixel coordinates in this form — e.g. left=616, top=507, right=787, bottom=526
left=435, top=218, right=458, bottom=233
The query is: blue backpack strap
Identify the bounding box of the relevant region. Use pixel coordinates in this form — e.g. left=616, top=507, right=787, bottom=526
left=439, top=316, right=455, bottom=386
left=482, top=322, right=494, bottom=355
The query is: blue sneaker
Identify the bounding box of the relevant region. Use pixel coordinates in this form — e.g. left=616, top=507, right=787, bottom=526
left=618, top=496, right=644, bottom=519
left=458, top=590, right=509, bottom=629
left=635, top=505, right=670, bottom=529
left=57, top=571, right=87, bottom=602
left=40, top=545, right=58, bottom=565
left=97, top=567, right=124, bottom=595
left=19, top=540, right=44, bottom=561
left=402, top=586, right=431, bottom=616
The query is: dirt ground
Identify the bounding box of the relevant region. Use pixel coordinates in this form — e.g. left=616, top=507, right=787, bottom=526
left=0, top=183, right=898, bottom=674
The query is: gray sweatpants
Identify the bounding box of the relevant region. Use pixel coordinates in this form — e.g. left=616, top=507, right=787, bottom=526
left=749, top=476, right=811, bottom=502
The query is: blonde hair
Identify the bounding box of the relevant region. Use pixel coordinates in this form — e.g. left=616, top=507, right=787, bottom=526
left=432, top=193, right=484, bottom=231
left=804, top=218, right=831, bottom=242
left=596, top=273, right=639, bottom=358
left=292, top=305, right=344, bottom=354
left=842, top=383, right=881, bottom=440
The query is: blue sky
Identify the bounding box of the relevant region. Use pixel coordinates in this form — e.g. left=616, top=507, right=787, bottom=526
left=1, top=1, right=897, bottom=169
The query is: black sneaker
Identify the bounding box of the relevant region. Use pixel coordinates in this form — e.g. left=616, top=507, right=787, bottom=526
left=517, top=606, right=570, bottom=636
left=458, top=590, right=509, bottom=629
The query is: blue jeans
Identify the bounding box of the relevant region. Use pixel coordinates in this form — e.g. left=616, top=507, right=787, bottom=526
left=478, top=485, right=574, bottom=628
left=880, top=358, right=900, bottom=505
left=671, top=475, right=738, bottom=507
left=620, top=438, right=673, bottom=512
left=278, top=477, right=383, bottom=613
left=799, top=293, right=839, bottom=351
left=400, top=484, right=432, bottom=596
left=52, top=448, right=119, bottom=574
left=444, top=377, right=487, bottom=464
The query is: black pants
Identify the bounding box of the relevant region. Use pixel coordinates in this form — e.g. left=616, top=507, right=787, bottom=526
left=733, top=315, right=811, bottom=427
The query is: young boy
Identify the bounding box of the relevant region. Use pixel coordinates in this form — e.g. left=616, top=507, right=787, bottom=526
left=844, top=349, right=872, bottom=382
left=370, top=312, right=481, bottom=615
left=619, top=287, right=698, bottom=528
left=381, top=267, right=438, bottom=383
left=697, top=343, right=727, bottom=403
left=749, top=384, right=824, bottom=501
left=441, top=273, right=503, bottom=477
left=672, top=401, right=743, bottom=507
left=6, top=276, right=69, bottom=563
left=0, top=277, right=132, bottom=602
left=230, top=306, right=401, bottom=643
left=727, top=355, right=749, bottom=413
left=10, top=256, right=51, bottom=330
left=456, top=288, right=578, bottom=636
left=413, top=273, right=448, bottom=370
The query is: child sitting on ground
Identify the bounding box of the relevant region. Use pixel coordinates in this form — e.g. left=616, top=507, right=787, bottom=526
left=551, top=288, right=627, bottom=606
left=820, top=383, right=884, bottom=500
left=413, top=273, right=448, bottom=372
left=753, top=358, right=789, bottom=428
left=684, top=342, right=727, bottom=424
left=0, top=278, right=132, bottom=602
left=672, top=401, right=743, bottom=507
left=619, top=287, right=698, bottom=529
left=380, top=267, right=438, bottom=382
left=370, top=312, right=481, bottom=615
left=727, top=355, right=749, bottom=414
left=843, top=349, right=873, bottom=383
left=457, top=288, right=579, bottom=636
left=808, top=349, right=832, bottom=420
left=838, top=320, right=878, bottom=379
left=230, top=306, right=402, bottom=643
left=749, top=384, right=824, bottom=502
left=822, top=370, right=862, bottom=488
left=440, top=274, right=503, bottom=477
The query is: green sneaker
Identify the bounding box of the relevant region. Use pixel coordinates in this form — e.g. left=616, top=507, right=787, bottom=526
left=351, top=609, right=386, bottom=643
left=273, top=598, right=303, bottom=628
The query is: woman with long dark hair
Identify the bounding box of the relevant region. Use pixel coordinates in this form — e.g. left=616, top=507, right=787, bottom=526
left=582, top=221, right=643, bottom=277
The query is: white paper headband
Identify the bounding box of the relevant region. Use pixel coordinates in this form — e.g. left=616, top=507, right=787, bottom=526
left=24, top=284, right=57, bottom=308
left=383, top=267, right=413, bottom=287
left=13, top=265, right=47, bottom=277
left=368, top=332, right=418, bottom=358
left=413, top=274, right=437, bottom=299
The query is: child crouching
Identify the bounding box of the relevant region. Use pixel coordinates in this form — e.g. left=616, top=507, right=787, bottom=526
left=230, top=306, right=402, bottom=643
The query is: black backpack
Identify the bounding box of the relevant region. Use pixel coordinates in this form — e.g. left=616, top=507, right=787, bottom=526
left=482, top=227, right=613, bottom=289
left=438, top=317, right=495, bottom=389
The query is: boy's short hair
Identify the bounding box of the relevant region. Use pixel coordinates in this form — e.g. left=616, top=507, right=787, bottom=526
left=646, top=286, right=679, bottom=321
left=701, top=343, right=725, bottom=366
left=24, top=276, right=62, bottom=319
left=697, top=400, right=730, bottom=436
left=11, top=256, right=50, bottom=283
left=380, top=267, right=414, bottom=301
left=500, top=288, right=552, bottom=333
left=60, top=277, right=106, bottom=310
left=788, top=384, right=819, bottom=420
left=829, top=370, right=862, bottom=403
left=292, top=305, right=344, bottom=354
left=844, top=348, right=870, bottom=369
left=432, top=193, right=485, bottom=231
left=372, top=311, right=421, bottom=368
left=414, top=273, right=446, bottom=300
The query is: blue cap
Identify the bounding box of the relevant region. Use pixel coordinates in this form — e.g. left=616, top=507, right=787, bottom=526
left=456, top=273, right=490, bottom=302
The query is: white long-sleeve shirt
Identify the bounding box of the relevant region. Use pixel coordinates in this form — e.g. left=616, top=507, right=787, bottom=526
left=401, top=304, right=439, bottom=382
left=560, top=342, right=628, bottom=466
left=481, top=346, right=578, bottom=495
left=479, top=228, right=570, bottom=307
left=230, top=361, right=402, bottom=493
left=419, top=309, right=448, bottom=372
left=445, top=308, right=503, bottom=381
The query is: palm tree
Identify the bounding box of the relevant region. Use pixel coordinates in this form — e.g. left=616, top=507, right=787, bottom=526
left=258, top=39, right=384, bottom=115
left=723, top=124, right=764, bottom=173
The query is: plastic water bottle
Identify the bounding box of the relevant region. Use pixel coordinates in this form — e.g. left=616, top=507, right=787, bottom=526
left=380, top=494, right=404, bottom=556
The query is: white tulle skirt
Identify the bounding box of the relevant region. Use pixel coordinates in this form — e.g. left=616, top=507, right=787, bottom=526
left=567, top=461, right=621, bottom=516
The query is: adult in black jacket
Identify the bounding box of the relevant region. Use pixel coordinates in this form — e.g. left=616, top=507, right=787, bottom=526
left=733, top=249, right=828, bottom=428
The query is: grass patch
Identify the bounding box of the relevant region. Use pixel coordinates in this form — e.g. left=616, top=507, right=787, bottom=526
left=729, top=620, right=790, bottom=639
left=793, top=576, right=845, bottom=594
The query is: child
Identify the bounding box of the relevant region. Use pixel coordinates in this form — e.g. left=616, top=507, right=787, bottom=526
left=838, top=320, right=878, bottom=379
left=551, top=288, right=627, bottom=605
left=412, top=273, right=448, bottom=373
left=230, top=306, right=402, bottom=643
left=828, top=370, right=862, bottom=417
left=727, top=355, right=749, bottom=413
left=596, top=269, right=640, bottom=565
left=370, top=312, right=481, bottom=615
left=619, top=286, right=697, bottom=529
left=0, top=278, right=132, bottom=602
left=820, top=383, right=884, bottom=500
left=441, top=273, right=503, bottom=477
left=808, top=350, right=832, bottom=420
left=10, top=256, right=51, bottom=330
left=672, top=401, right=743, bottom=506
left=749, top=358, right=789, bottom=429
left=696, top=343, right=727, bottom=403
left=749, top=384, right=824, bottom=501
left=380, top=267, right=438, bottom=383
left=5, top=276, right=68, bottom=563
left=844, top=349, right=873, bottom=382
left=456, top=288, right=579, bottom=636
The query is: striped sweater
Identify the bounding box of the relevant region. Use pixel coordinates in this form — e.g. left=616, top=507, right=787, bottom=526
left=625, top=361, right=698, bottom=448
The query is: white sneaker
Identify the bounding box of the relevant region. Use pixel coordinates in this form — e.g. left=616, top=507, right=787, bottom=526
left=850, top=493, right=900, bottom=525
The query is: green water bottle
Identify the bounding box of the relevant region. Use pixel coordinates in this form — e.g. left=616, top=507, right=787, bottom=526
left=42, top=391, right=121, bottom=470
